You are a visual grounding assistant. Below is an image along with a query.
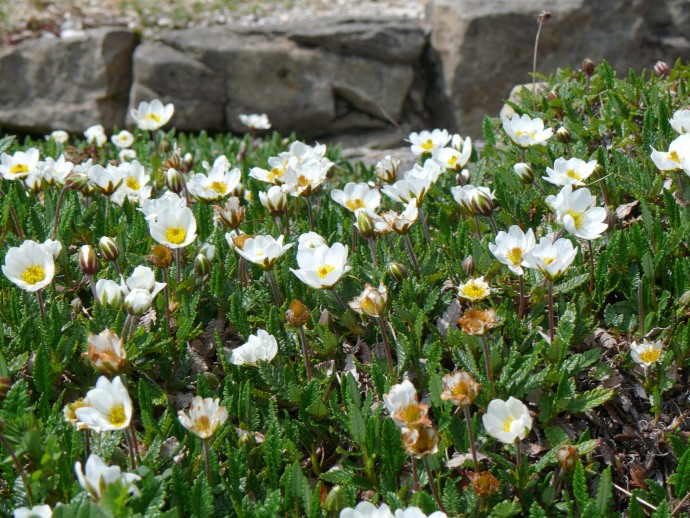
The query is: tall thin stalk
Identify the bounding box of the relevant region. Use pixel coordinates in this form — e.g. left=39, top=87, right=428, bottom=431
left=587, top=240, right=595, bottom=293
left=532, top=11, right=551, bottom=110
left=162, top=269, right=172, bottom=335
left=518, top=275, right=525, bottom=320
left=548, top=281, right=555, bottom=344
left=479, top=335, right=493, bottom=395
left=368, top=237, right=378, bottom=268
left=463, top=406, right=479, bottom=472
left=298, top=327, right=312, bottom=381
left=0, top=189, right=25, bottom=240
left=376, top=316, right=395, bottom=374
left=418, top=207, right=432, bottom=246
left=266, top=269, right=284, bottom=306
left=36, top=290, right=47, bottom=323
left=424, top=457, right=448, bottom=514
left=403, top=234, right=422, bottom=276
left=330, top=289, right=347, bottom=312
left=203, top=439, right=212, bottom=483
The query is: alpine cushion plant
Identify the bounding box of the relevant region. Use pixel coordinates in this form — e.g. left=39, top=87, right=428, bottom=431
left=2, top=59, right=690, bottom=518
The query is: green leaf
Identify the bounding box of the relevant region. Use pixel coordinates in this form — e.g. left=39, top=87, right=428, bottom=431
left=651, top=499, right=671, bottom=518
left=595, top=466, right=612, bottom=516
left=567, top=387, right=614, bottom=414
left=573, top=460, right=589, bottom=510
left=670, top=447, right=690, bottom=497
left=190, top=475, right=214, bottom=518
left=529, top=502, right=547, bottom=518
left=489, top=499, right=523, bottom=517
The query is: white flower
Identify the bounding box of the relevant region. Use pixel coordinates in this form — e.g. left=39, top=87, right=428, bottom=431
left=119, top=148, right=137, bottom=162
left=75, top=454, right=140, bottom=500
left=331, top=182, right=381, bottom=213
left=630, top=340, right=663, bottom=367
left=111, top=130, right=135, bottom=148
left=523, top=236, right=578, bottom=282
left=139, top=192, right=187, bottom=221
left=74, top=376, right=132, bottom=432
left=46, top=130, right=69, bottom=144
left=123, top=288, right=154, bottom=314
left=340, top=502, right=394, bottom=518
left=341, top=502, right=394, bottom=518
left=41, top=238, right=63, bottom=259
left=259, top=185, right=289, bottom=215
left=111, top=160, right=152, bottom=207
left=407, top=129, right=451, bottom=155
left=199, top=242, right=215, bottom=261
left=291, top=243, right=351, bottom=289
left=2, top=240, right=55, bottom=292
left=546, top=185, right=608, bottom=240
left=670, top=109, right=690, bottom=134
left=39, top=155, right=74, bottom=187
left=457, top=276, right=491, bottom=302
left=131, top=99, right=174, bottom=131
left=85, top=329, right=126, bottom=374
left=502, top=113, right=553, bottom=148
left=84, top=124, right=107, bottom=147
left=0, top=148, right=39, bottom=180
left=187, top=165, right=241, bottom=202
left=229, top=329, right=278, bottom=366
left=281, top=158, right=332, bottom=197
left=13, top=504, right=52, bottom=518
left=543, top=157, right=598, bottom=186
left=650, top=133, right=690, bottom=173
left=88, top=164, right=124, bottom=196
left=374, top=155, right=400, bottom=183
left=149, top=207, right=197, bottom=249
left=297, top=232, right=328, bottom=250
left=482, top=396, right=532, bottom=444
left=178, top=396, right=229, bottom=439
left=451, top=184, right=495, bottom=216
left=380, top=198, right=418, bottom=234
left=381, top=172, right=434, bottom=205
left=349, top=283, right=387, bottom=317
left=383, top=380, right=430, bottom=429
left=234, top=234, right=293, bottom=270
left=488, top=225, right=537, bottom=276
left=96, top=279, right=123, bottom=305
left=239, top=113, right=271, bottom=130
left=395, top=508, right=447, bottom=518
left=432, top=137, right=472, bottom=171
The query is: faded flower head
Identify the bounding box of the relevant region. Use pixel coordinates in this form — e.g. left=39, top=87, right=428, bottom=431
left=178, top=396, right=229, bottom=440
left=84, top=329, right=126, bottom=374
left=349, top=283, right=388, bottom=318
left=401, top=424, right=440, bottom=458
left=383, top=380, right=430, bottom=429
left=458, top=307, right=499, bottom=335
left=440, top=371, right=479, bottom=407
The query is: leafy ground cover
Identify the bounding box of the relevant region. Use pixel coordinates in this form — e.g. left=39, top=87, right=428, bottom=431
left=1, top=60, right=690, bottom=517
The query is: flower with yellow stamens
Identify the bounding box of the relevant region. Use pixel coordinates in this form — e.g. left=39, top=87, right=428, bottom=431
left=441, top=371, right=480, bottom=407
left=482, top=397, right=532, bottom=444
left=457, top=276, right=491, bottom=303
left=74, top=376, right=133, bottom=432
left=630, top=339, right=663, bottom=368
left=383, top=380, right=431, bottom=429
left=489, top=225, right=536, bottom=276
left=407, top=129, right=451, bottom=156
left=2, top=240, right=55, bottom=292
left=331, top=182, right=381, bottom=213
left=458, top=308, right=499, bottom=336
left=149, top=207, right=197, bottom=249
left=349, top=283, right=388, bottom=318
left=502, top=113, right=553, bottom=148
left=290, top=242, right=351, bottom=290
left=130, top=99, right=174, bottom=131
left=178, top=396, right=228, bottom=440
left=0, top=148, right=39, bottom=180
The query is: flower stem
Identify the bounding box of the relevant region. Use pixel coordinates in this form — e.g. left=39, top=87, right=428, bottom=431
left=368, top=237, right=378, bottom=268
left=306, top=196, right=315, bottom=230
left=274, top=215, right=284, bottom=234
left=473, top=215, right=483, bottom=240
left=36, top=289, right=47, bottom=323
left=479, top=335, right=493, bottom=395
left=203, top=439, right=212, bottom=483
left=284, top=206, right=290, bottom=237
left=84, top=429, right=91, bottom=457
left=463, top=406, right=479, bottom=472
left=162, top=269, right=172, bottom=335
left=532, top=16, right=545, bottom=110
left=0, top=189, right=25, bottom=240
left=488, top=214, right=499, bottom=234
left=377, top=316, right=395, bottom=374
left=125, top=427, right=137, bottom=469
left=330, top=289, right=347, bottom=312
left=403, top=234, right=422, bottom=276
left=418, top=207, right=432, bottom=247
left=86, top=274, right=98, bottom=300
left=411, top=456, right=419, bottom=491
left=52, top=186, right=69, bottom=239
left=298, top=327, right=312, bottom=381
left=638, top=276, right=644, bottom=335
left=175, top=249, right=181, bottom=283
left=129, top=419, right=140, bottom=462
left=0, top=430, right=34, bottom=506
left=423, top=457, right=448, bottom=515
left=518, top=275, right=525, bottom=320
left=351, top=225, right=357, bottom=254
left=587, top=240, right=595, bottom=293
left=266, top=269, right=284, bottom=306
left=548, top=281, right=555, bottom=344
left=515, top=441, right=523, bottom=489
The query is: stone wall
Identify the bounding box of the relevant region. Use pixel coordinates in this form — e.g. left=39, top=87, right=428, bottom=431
left=1, top=0, right=689, bottom=142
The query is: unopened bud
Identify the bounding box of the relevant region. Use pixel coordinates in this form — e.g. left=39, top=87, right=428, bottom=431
left=214, top=197, right=245, bottom=229
left=547, top=88, right=560, bottom=102
left=324, top=486, right=347, bottom=513
left=0, top=377, right=11, bottom=401
left=65, top=170, right=89, bottom=191
left=203, top=372, right=219, bottom=390
left=374, top=155, right=399, bottom=183
left=194, top=254, right=211, bottom=276
left=199, top=242, right=215, bottom=262
left=124, top=288, right=153, bottom=315
left=99, top=236, right=120, bottom=262
left=184, top=153, right=194, bottom=167
left=388, top=261, right=408, bottom=283
left=654, top=61, right=670, bottom=78
left=165, top=168, right=184, bottom=194
left=79, top=245, right=98, bottom=275
left=462, top=255, right=475, bottom=275
left=159, top=139, right=171, bottom=153
left=557, top=445, right=580, bottom=471
left=514, top=162, right=535, bottom=184
left=471, top=191, right=494, bottom=216
left=679, top=290, right=690, bottom=307
left=286, top=300, right=310, bottom=327
left=149, top=244, right=173, bottom=269
left=355, top=210, right=375, bottom=238
left=71, top=297, right=84, bottom=315
left=582, top=58, right=596, bottom=77
left=593, top=163, right=605, bottom=178
left=556, top=127, right=572, bottom=144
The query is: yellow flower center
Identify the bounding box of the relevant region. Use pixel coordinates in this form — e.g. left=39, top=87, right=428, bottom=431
left=267, top=167, right=284, bottom=182
left=346, top=199, right=366, bottom=211
left=194, top=415, right=211, bottom=435
left=515, top=130, right=535, bottom=139
left=166, top=226, right=187, bottom=245
left=669, top=150, right=681, bottom=163
left=10, top=163, right=29, bottom=175
left=460, top=282, right=488, bottom=300
left=297, top=175, right=312, bottom=188
left=317, top=264, right=335, bottom=279
left=448, top=155, right=458, bottom=166
left=543, top=256, right=556, bottom=266
left=421, top=139, right=434, bottom=151
left=210, top=181, right=227, bottom=195
left=565, top=169, right=581, bottom=181
left=400, top=404, right=422, bottom=424
left=565, top=209, right=584, bottom=229
left=360, top=297, right=378, bottom=315
left=126, top=177, right=141, bottom=190
left=639, top=348, right=661, bottom=364
left=143, top=113, right=161, bottom=123
left=110, top=404, right=127, bottom=427
left=21, top=265, right=46, bottom=285
left=506, top=247, right=523, bottom=266
left=502, top=416, right=514, bottom=433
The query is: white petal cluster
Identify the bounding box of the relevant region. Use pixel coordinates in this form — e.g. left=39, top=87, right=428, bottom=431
left=331, top=182, right=381, bottom=213
left=229, top=329, right=278, bottom=366
left=84, top=124, right=107, bottom=147
left=75, top=454, right=140, bottom=500
left=489, top=225, right=537, bottom=276
left=291, top=242, right=351, bottom=289
left=630, top=340, right=663, bottom=367
left=670, top=108, right=690, bottom=134
left=187, top=155, right=241, bottom=202
left=543, top=157, right=598, bottom=186
left=234, top=234, right=293, bottom=270
left=13, top=504, right=53, bottom=518
left=524, top=235, right=578, bottom=281
left=131, top=99, right=174, bottom=131
left=482, top=396, right=533, bottom=444
left=340, top=502, right=446, bottom=518
left=650, top=133, right=690, bottom=173
left=74, top=376, right=132, bottom=432
left=546, top=185, right=608, bottom=240
left=110, top=160, right=152, bottom=207
left=407, top=128, right=451, bottom=155
left=239, top=113, right=271, bottom=130
left=502, top=113, right=553, bottom=148
left=111, top=130, right=135, bottom=149
left=0, top=148, right=39, bottom=180
left=178, top=396, right=229, bottom=439
left=2, top=240, right=55, bottom=292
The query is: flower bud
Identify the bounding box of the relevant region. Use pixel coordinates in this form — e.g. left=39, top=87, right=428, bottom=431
left=96, top=279, right=123, bottom=306
left=355, top=210, right=375, bottom=238
left=99, top=236, right=120, bottom=262
left=387, top=261, right=408, bottom=283
left=199, top=242, right=215, bottom=262
left=679, top=290, right=690, bottom=307
left=165, top=168, right=184, bottom=194
left=184, top=153, right=194, bottom=167
left=65, top=170, right=89, bottom=191
left=286, top=300, right=310, bottom=327
left=374, top=155, right=399, bottom=183
left=654, top=61, right=670, bottom=78
left=555, top=127, right=572, bottom=144
left=582, top=58, right=596, bottom=77
left=471, top=190, right=495, bottom=216
left=0, top=377, right=11, bottom=402
left=461, top=168, right=471, bottom=183
left=71, top=297, right=84, bottom=315
left=462, top=255, right=475, bottom=275
left=202, top=372, right=219, bottom=390
left=79, top=245, right=98, bottom=275
left=557, top=445, right=580, bottom=471
left=194, top=254, right=211, bottom=277
left=513, top=162, right=535, bottom=184
left=323, top=486, right=347, bottom=513
left=593, top=163, right=605, bottom=178
left=471, top=471, right=500, bottom=498
left=159, top=139, right=171, bottom=153
left=214, top=197, right=245, bottom=229
left=149, top=245, right=173, bottom=269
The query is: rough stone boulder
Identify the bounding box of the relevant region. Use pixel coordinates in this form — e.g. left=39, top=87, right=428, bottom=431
left=0, top=28, right=136, bottom=133
left=426, top=0, right=690, bottom=137
left=129, top=18, right=428, bottom=138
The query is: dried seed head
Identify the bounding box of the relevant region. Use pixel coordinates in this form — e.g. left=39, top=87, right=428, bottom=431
left=214, top=196, right=245, bottom=229
left=537, top=10, right=551, bottom=24
left=286, top=300, right=310, bottom=327
left=79, top=245, right=98, bottom=275
left=149, top=244, right=173, bottom=269
left=401, top=425, right=439, bottom=458
left=471, top=471, right=500, bottom=498
left=557, top=445, right=580, bottom=471
left=458, top=307, right=499, bottom=336
left=99, top=236, right=120, bottom=262
left=582, top=58, right=596, bottom=77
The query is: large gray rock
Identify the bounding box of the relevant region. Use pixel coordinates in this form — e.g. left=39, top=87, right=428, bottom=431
left=0, top=28, right=136, bottom=133
left=426, top=0, right=690, bottom=137
left=129, top=22, right=422, bottom=138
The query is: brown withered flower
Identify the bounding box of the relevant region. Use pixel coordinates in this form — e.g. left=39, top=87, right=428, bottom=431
left=458, top=307, right=499, bottom=336
left=471, top=471, right=500, bottom=498
left=401, top=425, right=439, bottom=458
left=214, top=196, right=245, bottom=229
left=83, top=329, right=126, bottom=374
left=557, top=445, right=580, bottom=471
left=440, top=371, right=480, bottom=407
left=349, top=283, right=387, bottom=318
left=286, top=300, right=310, bottom=327
left=149, top=244, right=173, bottom=269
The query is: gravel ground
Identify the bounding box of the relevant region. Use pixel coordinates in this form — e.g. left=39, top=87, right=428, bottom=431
left=2, top=0, right=427, bottom=42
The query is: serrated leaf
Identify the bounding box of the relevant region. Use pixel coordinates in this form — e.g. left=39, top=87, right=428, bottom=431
left=595, top=466, right=612, bottom=516
left=190, top=475, right=214, bottom=518
left=567, top=387, right=614, bottom=413
left=573, top=460, right=589, bottom=510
